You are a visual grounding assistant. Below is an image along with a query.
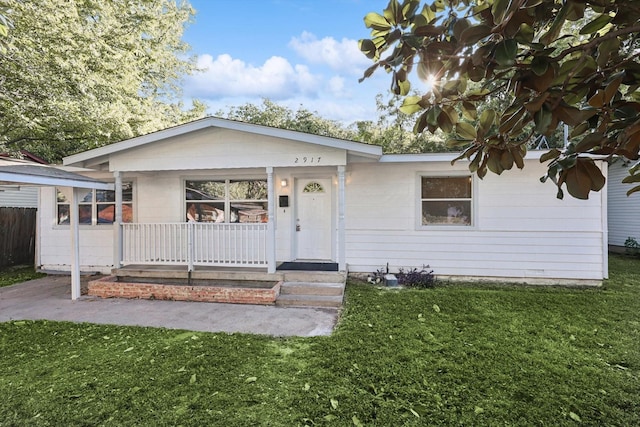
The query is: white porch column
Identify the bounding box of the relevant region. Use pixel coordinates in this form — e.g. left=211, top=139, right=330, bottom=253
left=113, top=171, right=123, bottom=268
left=70, top=187, right=81, bottom=300
left=337, top=165, right=346, bottom=272
left=266, top=167, right=276, bottom=273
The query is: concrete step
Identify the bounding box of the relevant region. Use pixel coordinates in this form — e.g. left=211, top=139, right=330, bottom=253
left=275, top=294, right=344, bottom=308
left=280, top=282, right=345, bottom=297
left=282, top=271, right=347, bottom=283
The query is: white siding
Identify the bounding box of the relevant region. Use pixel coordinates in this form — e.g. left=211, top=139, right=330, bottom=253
left=38, top=187, right=114, bottom=273
left=0, top=187, right=38, bottom=208
left=608, top=161, right=640, bottom=247
left=109, top=128, right=346, bottom=172
left=345, top=160, right=605, bottom=281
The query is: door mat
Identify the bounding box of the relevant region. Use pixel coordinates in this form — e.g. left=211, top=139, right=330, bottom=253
left=277, top=262, right=339, bottom=272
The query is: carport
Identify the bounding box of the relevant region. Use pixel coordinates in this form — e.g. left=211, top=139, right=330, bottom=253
left=0, top=157, right=113, bottom=299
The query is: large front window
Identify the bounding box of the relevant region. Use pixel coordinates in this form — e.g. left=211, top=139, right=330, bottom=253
left=57, top=183, right=133, bottom=225
left=186, top=179, right=268, bottom=223
left=421, top=176, right=472, bottom=226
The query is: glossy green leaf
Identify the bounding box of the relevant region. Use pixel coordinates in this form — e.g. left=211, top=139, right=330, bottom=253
left=540, top=148, right=561, bottom=163
left=462, top=101, right=478, bottom=121
left=514, top=23, right=534, bottom=43
left=359, top=39, right=377, bottom=60
left=500, top=150, right=514, bottom=171
left=534, top=106, right=553, bottom=134
left=437, top=110, right=454, bottom=133
left=456, top=122, right=477, bottom=140
left=626, top=185, right=640, bottom=197
left=564, top=166, right=591, bottom=199
left=478, top=109, right=496, bottom=135
left=621, top=174, right=640, bottom=184
left=419, top=3, right=436, bottom=23
left=499, top=106, right=526, bottom=134
left=511, top=147, right=525, bottom=169
left=453, top=18, right=471, bottom=41
left=383, top=0, right=400, bottom=26
left=399, top=95, right=423, bottom=115
left=494, top=39, right=517, bottom=67
left=460, top=24, right=492, bottom=45
left=469, top=150, right=482, bottom=173
left=531, top=56, right=548, bottom=76
left=579, top=14, right=612, bottom=35
left=582, top=158, right=605, bottom=191
left=574, top=132, right=604, bottom=153
left=364, top=12, right=391, bottom=31
left=540, top=4, right=568, bottom=44
left=487, top=149, right=505, bottom=175
left=491, top=0, right=510, bottom=24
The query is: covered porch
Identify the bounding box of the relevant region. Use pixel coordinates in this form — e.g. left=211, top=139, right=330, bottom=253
left=110, top=165, right=349, bottom=274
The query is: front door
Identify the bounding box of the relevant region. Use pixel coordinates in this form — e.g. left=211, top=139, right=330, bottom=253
left=295, top=178, right=333, bottom=260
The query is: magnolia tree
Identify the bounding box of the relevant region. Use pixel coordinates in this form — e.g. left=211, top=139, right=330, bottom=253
left=0, top=0, right=205, bottom=161
left=359, top=0, right=640, bottom=199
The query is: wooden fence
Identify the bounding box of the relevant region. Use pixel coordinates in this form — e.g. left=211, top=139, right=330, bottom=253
left=0, top=207, right=37, bottom=268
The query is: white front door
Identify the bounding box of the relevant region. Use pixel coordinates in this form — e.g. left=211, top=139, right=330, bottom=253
left=295, top=178, right=333, bottom=260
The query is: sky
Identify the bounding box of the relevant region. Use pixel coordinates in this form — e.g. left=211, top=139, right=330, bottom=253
left=181, top=0, right=396, bottom=124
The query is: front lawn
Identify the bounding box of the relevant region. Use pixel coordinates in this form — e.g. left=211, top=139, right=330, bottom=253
left=0, top=266, right=45, bottom=288
left=0, top=256, right=638, bottom=426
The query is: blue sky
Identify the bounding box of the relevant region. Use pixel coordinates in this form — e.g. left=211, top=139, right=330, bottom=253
left=181, top=0, right=394, bottom=124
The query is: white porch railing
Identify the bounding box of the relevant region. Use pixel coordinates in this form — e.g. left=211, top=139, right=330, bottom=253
left=121, top=223, right=268, bottom=269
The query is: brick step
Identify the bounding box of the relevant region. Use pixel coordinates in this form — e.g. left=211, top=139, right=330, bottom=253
left=280, top=282, right=345, bottom=297
left=275, top=294, right=344, bottom=308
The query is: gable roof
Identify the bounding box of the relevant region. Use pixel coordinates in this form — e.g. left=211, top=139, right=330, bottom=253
left=63, top=116, right=383, bottom=168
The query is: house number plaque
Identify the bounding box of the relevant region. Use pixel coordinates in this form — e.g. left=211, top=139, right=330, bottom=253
left=294, top=156, right=321, bottom=164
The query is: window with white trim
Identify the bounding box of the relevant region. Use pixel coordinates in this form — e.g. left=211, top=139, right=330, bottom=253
left=185, top=179, right=268, bottom=223
left=420, top=176, right=472, bottom=226
left=56, top=183, right=133, bottom=225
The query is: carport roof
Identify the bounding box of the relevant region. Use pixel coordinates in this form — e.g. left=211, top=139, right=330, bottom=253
left=0, top=157, right=113, bottom=190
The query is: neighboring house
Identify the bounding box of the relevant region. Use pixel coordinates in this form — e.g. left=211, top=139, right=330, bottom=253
left=0, top=151, right=47, bottom=208
left=0, top=185, right=38, bottom=208
left=607, top=159, right=640, bottom=251
left=36, top=117, right=608, bottom=284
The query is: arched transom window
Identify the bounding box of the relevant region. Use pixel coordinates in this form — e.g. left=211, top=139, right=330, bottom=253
left=303, top=182, right=325, bottom=193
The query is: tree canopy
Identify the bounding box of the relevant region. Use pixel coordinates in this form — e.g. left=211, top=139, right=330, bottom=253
left=216, top=97, right=449, bottom=154
left=0, top=0, right=205, bottom=162
left=217, top=99, right=356, bottom=141
left=359, top=0, right=640, bottom=199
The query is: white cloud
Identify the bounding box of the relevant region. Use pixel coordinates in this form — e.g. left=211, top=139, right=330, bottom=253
left=327, top=76, right=346, bottom=97
left=185, top=53, right=322, bottom=99
left=288, top=31, right=370, bottom=75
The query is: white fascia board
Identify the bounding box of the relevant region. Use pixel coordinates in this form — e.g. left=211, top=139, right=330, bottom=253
left=0, top=172, right=114, bottom=190
left=64, top=117, right=383, bottom=167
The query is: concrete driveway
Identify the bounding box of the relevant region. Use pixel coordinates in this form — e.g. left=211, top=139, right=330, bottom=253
left=0, top=275, right=339, bottom=337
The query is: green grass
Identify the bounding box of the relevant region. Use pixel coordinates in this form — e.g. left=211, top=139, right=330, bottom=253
left=0, top=266, right=45, bottom=287
left=0, top=255, right=638, bottom=426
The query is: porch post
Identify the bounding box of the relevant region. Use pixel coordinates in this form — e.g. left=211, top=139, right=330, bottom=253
left=70, top=187, right=81, bottom=300
left=266, top=166, right=276, bottom=273
left=113, top=171, right=123, bottom=268
left=337, top=165, right=346, bottom=272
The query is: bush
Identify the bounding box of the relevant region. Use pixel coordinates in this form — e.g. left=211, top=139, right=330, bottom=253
left=624, top=237, right=640, bottom=257
left=397, top=265, right=436, bottom=289
left=367, top=264, right=436, bottom=288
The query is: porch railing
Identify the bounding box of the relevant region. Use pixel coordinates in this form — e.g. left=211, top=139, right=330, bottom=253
left=121, top=222, right=268, bottom=269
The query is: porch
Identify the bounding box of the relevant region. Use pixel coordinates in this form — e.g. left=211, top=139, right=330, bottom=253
left=89, top=262, right=347, bottom=307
